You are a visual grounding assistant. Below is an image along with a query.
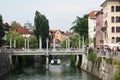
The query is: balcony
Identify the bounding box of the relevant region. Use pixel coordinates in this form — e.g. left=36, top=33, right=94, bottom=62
left=101, top=27, right=107, bottom=32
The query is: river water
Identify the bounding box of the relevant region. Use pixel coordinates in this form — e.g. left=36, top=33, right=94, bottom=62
left=0, top=64, right=100, bottom=80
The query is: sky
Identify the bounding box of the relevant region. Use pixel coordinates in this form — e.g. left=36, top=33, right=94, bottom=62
left=0, top=0, right=105, bottom=31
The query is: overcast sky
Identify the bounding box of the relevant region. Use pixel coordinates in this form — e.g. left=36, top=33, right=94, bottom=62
left=0, top=0, right=105, bottom=31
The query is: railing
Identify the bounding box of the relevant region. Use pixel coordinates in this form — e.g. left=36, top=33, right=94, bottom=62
left=96, top=50, right=120, bottom=60
left=10, top=48, right=84, bottom=56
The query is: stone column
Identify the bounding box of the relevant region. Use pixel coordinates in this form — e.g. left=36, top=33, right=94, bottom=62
left=9, top=55, right=13, bottom=69
left=82, top=35, right=84, bottom=51
left=39, top=36, right=42, bottom=50
left=14, top=39, right=16, bottom=48
left=66, top=36, right=68, bottom=49
left=46, top=38, right=49, bottom=70
left=79, top=36, right=81, bottom=49
left=27, top=38, right=29, bottom=49
left=68, top=36, right=70, bottom=49
left=24, top=37, right=27, bottom=50
left=10, top=37, right=12, bottom=49
left=76, top=55, right=79, bottom=66
left=53, top=38, right=55, bottom=50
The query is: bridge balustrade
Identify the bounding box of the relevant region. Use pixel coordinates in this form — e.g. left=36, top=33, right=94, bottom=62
left=11, top=48, right=84, bottom=56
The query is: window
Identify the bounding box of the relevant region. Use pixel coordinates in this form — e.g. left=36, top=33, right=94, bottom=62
left=111, top=6, right=114, bottom=12
left=111, top=16, right=115, bottom=23
left=116, top=37, right=120, bottom=43
left=112, top=37, right=115, bottom=43
left=112, top=27, right=115, bottom=33
left=116, top=27, right=119, bottom=32
left=116, top=16, right=120, bottom=22
left=116, top=6, right=120, bottom=12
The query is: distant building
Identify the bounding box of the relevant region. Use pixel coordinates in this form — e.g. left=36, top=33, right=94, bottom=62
left=24, top=21, right=33, bottom=31
left=12, top=27, right=32, bottom=38
left=101, top=0, right=120, bottom=45
left=2, top=23, right=11, bottom=40
left=49, top=30, right=72, bottom=47
left=88, top=11, right=99, bottom=48
left=95, top=11, right=103, bottom=49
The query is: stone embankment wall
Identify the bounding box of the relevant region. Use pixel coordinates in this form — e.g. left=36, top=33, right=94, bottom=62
left=0, top=49, right=13, bottom=76
left=81, top=54, right=116, bottom=80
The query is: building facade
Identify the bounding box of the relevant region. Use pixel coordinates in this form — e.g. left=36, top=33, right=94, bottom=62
left=95, top=11, right=103, bottom=49
left=88, top=11, right=98, bottom=48
left=101, top=0, right=120, bottom=45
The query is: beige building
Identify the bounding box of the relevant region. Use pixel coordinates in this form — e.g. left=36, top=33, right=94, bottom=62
left=101, top=0, right=120, bottom=45
left=88, top=11, right=98, bottom=48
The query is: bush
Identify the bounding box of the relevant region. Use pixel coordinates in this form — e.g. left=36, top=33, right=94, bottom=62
left=106, top=58, right=112, bottom=64
left=87, top=48, right=96, bottom=64
left=96, top=57, right=102, bottom=63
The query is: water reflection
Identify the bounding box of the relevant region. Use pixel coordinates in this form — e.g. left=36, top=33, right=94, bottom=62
left=1, top=64, right=99, bottom=80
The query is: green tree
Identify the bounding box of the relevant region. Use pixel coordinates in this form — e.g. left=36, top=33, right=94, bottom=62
left=11, top=21, right=21, bottom=27
left=29, top=35, right=38, bottom=48
left=88, top=48, right=96, bottom=64
left=0, top=15, right=5, bottom=47
left=34, top=10, right=49, bottom=48
left=6, top=31, right=24, bottom=48
left=70, top=14, right=88, bottom=44
left=61, top=33, right=81, bottom=48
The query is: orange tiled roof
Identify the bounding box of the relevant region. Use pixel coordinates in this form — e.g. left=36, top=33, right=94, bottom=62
left=89, top=11, right=99, bottom=19
left=12, top=27, right=32, bottom=34
left=65, top=31, right=72, bottom=36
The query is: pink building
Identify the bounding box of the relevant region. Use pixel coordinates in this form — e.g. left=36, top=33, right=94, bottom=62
left=95, top=11, right=103, bottom=49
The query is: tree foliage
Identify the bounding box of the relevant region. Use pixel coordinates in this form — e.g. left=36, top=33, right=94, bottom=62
left=29, top=35, right=38, bottom=48
left=34, top=10, right=49, bottom=48
left=61, top=33, right=81, bottom=48
left=6, top=31, right=24, bottom=48
left=70, top=14, right=88, bottom=44
left=11, top=21, right=21, bottom=27
left=0, top=15, right=5, bottom=47
left=87, top=48, right=96, bottom=64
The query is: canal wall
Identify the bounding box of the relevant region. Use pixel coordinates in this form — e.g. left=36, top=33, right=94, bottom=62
left=0, top=49, right=13, bottom=77
left=81, top=54, right=116, bottom=80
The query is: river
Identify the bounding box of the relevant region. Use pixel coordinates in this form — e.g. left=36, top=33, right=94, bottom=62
left=0, top=64, right=100, bottom=80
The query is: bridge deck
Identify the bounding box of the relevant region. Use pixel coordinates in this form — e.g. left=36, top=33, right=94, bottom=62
left=12, top=49, right=84, bottom=56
